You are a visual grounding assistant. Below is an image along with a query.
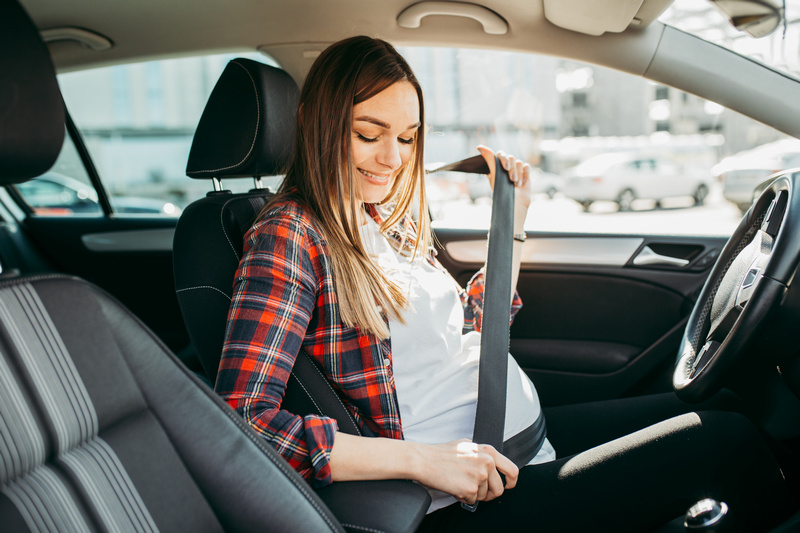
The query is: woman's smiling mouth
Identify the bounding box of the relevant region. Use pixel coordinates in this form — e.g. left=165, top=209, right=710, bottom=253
left=358, top=168, right=391, bottom=186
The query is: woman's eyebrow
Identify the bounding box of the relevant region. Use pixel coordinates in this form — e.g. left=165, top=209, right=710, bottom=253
left=355, top=116, right=421, bottom=131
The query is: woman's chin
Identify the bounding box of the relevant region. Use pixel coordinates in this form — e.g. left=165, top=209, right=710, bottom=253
left=358, top=185, right=391, bottom=204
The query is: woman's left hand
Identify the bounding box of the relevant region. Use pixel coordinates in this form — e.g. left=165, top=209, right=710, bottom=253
left=477, top=145, right=533, bottom=209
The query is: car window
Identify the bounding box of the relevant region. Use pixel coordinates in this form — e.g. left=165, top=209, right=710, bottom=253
left=401, top=47, right=793, bottom=236
left=14, top=129, right=102, bottom=216
left=56, top=52, right=280, bottom=217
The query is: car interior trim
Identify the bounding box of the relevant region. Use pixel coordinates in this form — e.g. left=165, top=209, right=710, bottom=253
left=646, top=25, right=800, bottom=139
left=65, top=111, right=114, bottom=216
left=40, top=27, right=113, bottom=51
left=396, top=1, right=509, bottom=35
left=445, top=237, right=644, bottom=266
left=82, top=228, right=175, bottom=252
left=543, top=0, right=669, bottom=36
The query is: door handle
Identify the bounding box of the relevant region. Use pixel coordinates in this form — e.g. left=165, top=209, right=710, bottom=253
left=633, top=246, right=689, bottom=268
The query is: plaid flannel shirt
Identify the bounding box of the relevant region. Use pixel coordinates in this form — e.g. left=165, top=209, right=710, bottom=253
left=216, top=196, right=522, bottom=487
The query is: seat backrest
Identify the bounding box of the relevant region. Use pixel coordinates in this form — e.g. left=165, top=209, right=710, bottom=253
left=0, top=2, right=345, bottom=531
left=173, top=189, right=272, bottom=380
left=174, top=58, right=363, bottom=434
left=176, top=58, right=297, bottom=383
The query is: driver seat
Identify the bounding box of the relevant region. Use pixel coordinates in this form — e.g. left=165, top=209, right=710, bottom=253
left=0, top=1, right=345, bottom=530
left=172, top=55, right=431, bottom=532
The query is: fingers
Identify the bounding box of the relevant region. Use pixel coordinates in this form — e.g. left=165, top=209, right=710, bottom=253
left=427, top=440, right=520, bottom=505
left=501, top=154, right=530, bottom=187
left=495, top=455, right=520, bottom=490
left=480, top=444, right=519, bottom=491
left=515, top=159, right=530, bottom=189
left=473, top=444, right=519, bottom=501
left=476, top=146, right=531, bottom=190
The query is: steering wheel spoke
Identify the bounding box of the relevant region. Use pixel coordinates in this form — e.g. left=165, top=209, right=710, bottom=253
left=691, top=340, right=721, bottom=377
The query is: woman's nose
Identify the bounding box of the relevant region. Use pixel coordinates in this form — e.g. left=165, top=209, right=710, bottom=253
left=376, top=140, right=402, bottom=170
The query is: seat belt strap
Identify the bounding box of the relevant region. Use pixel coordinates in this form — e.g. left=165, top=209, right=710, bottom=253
left=430, top=155, right=523, bottom=513
left=472, top=154, right=513, bottom=452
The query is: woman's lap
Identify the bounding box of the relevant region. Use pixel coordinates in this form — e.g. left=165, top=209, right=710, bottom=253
left=420, top=394, right=792, bottom=532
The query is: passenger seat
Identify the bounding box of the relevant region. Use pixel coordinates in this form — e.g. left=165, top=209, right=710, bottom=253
left=0, top=1, right=345, bottom=530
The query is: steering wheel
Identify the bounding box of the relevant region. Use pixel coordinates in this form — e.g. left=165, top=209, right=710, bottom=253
left=674, top=171, right=800, bottom=402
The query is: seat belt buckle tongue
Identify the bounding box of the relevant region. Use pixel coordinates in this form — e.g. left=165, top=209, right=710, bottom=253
left=461, top=501, right=479, bottom=512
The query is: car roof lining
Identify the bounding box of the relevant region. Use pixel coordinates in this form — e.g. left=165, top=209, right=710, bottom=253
left=21, top=0, right=800, bottom=140
left=28, top=0, right=662, bottom=73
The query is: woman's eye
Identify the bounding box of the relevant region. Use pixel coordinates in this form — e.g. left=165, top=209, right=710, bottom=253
left=398, top=137, right=414, bottom=145
left=356, top=133, right=378, bottom=143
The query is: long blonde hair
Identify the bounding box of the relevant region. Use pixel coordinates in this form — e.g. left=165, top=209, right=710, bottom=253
left=264, top=36, right=431, bottom=339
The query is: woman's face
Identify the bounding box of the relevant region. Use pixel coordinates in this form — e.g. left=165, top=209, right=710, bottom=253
left=350, top=81, right=420, bottom=205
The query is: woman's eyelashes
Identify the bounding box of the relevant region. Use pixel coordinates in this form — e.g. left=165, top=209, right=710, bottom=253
left=355, top=132, right=415, bottom=145
left=356, top=132, right=378, bottom=143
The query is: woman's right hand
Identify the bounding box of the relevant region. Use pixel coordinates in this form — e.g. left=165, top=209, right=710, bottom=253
left=412, top=439, right=519, bottom=505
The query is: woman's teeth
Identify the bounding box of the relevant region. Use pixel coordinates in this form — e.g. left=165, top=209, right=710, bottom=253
left=359, top=168, right=389, bottom=184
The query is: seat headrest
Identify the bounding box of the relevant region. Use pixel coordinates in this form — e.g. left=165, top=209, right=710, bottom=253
left=186, top=59, right=299, bottom=180
left=0, top=0, right=65, bottom=185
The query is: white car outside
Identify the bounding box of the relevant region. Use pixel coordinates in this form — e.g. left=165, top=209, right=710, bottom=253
left=714, top=139, right=800, bottom=212
left=561, top=153, right=712, bottom=211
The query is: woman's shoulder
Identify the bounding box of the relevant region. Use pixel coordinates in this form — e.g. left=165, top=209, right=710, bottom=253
left=248, top=195, right=325, bottom=243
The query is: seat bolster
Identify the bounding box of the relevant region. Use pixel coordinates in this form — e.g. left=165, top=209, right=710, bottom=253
left=173, top=192, right=271, bottom=381
left=91, top=278, right=431, bottom=533
left=80, top=278, right=345, bottom=533
left=288, top=351, right=362, bottom=435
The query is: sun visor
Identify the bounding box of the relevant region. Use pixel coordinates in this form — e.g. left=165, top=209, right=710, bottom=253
left=543, top=0, right=671, bottom=36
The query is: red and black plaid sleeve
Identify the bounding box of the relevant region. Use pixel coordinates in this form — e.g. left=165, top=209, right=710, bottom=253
left=460, top=267, right=523, bottom=333
left=216, top=208, right=338, bottom=487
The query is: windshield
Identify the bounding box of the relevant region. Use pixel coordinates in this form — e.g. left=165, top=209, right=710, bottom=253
left=661, top=0, right=800, bottom=80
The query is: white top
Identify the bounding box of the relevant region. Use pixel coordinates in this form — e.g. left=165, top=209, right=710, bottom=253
left=360, top=217, right=556, bottom=513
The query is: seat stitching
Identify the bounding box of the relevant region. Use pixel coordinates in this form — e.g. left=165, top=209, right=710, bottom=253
left=221, top=196, right=243, bottom=261
left=0, top=273, right=82, bottom=288
left=341, top=524, right=387, bottom=533
left=219, top=192, right=271, bottom=274
left=175, top=285, right=232, bottom=301
left=172, top=364, right=341, bottom=531
left=218, top=406, right=341, bottom=531
left=290, top=372, right=326, bottom=416
left=193, top=60, right=260, bottom=174
left=306, top=355, right=361, bottom=436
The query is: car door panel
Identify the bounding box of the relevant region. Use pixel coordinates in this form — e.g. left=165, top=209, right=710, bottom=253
left=21, top=215, right=187, bottom=352
left=433, top=227, right=726, bottom=406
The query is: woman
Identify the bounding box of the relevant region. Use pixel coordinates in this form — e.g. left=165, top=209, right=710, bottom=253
left=217, top=36, right=792, bottom=531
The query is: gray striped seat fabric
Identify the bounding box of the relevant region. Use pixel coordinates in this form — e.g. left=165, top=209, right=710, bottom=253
left=0, top=275, right=343, bottom=532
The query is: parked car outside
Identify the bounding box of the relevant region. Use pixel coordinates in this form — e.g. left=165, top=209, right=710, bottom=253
left=561, top=152, right=712, bottom=211
left=467, top=167, right=562, bottom=203
left=714, top=139, right=800, bottom=212
left=15, top=172, right=181, bottom=216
